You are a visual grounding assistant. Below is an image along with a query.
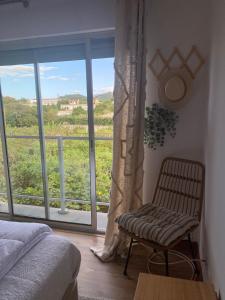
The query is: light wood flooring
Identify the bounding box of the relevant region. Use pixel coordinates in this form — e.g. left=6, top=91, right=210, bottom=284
left=54, top=229, right=201, bottom=300
left=54, top=229, right=147, bottom=300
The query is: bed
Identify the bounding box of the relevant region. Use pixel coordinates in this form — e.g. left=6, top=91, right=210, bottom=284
left=0, top=221, right=81, bottom=300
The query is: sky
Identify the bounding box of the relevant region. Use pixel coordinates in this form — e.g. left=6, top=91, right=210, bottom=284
left=0, top=57, right=114, bottom=99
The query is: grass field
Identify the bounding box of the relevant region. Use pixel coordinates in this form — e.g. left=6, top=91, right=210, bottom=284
left=0, top=94, right=113, bottom=213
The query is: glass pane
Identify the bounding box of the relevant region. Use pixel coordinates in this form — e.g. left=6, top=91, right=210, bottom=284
left=92, top=58, right=114, bottom=139
left=39, top=60, right=91, bottom=224
left=92, top=58, right=114, bottom=231
left=0, top=64, right=45, bottom=218
left=95, top=140, right=112, bottom=231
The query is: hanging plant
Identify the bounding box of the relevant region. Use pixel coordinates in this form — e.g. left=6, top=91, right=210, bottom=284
left=144, top=103, right=179, bottom=150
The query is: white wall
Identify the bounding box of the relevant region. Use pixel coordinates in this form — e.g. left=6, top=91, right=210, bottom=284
left=0, top=0, right=115, bottom=41
left=143, top=2, right=225, bottom=298
left=202, top=1, right=225, bottom=298
left=143, top=0, right=210, bottom=204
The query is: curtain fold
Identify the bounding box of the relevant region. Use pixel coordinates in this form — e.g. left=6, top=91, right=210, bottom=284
left=91, top=0, right=146, bottom=262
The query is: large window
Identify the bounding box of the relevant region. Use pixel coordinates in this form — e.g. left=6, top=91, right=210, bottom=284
left=0, top=37, right=114, bottom=232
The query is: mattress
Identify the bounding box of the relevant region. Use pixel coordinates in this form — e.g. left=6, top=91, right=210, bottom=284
left=0, top=234, right=81, bottom=300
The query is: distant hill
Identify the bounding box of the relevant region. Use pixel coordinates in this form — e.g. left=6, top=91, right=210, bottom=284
left=58, top=94, right=87, bottom=102
left=94, top=92, right=113, bottom=100
left=58, top=92, right=113, bottom=103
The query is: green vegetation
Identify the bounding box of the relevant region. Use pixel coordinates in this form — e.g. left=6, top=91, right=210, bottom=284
left=0, top=93, right=113, bottom=213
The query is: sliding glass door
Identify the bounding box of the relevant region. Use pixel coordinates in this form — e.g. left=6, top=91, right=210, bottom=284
left=0, top=37, right=114, bottom=232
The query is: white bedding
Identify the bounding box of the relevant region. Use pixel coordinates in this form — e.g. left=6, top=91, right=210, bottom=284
left=0, top=220, right=52, bottom=281
left=0, top=234, right=81, bottom=300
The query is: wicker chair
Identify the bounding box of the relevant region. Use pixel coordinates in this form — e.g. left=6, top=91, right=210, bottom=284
left=116, top=157, right=205, bottom=276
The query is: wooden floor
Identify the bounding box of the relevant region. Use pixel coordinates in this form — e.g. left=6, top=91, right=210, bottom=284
left=54, top=229, right=201, bottom=300
left=55, top=229, right=147, bottom=300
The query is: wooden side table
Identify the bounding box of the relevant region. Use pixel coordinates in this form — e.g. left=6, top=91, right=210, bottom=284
left=134, top=273, right=217, bottom=300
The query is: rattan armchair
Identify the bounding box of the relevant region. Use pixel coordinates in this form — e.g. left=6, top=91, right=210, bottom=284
left=116, top=157, right=205, bottom=277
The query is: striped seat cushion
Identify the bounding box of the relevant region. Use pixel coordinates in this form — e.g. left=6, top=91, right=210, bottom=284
left=116, top=203, right=199, bottom=246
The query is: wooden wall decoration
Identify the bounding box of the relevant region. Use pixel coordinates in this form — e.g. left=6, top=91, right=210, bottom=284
left=149, top=46, right=205, bottom=80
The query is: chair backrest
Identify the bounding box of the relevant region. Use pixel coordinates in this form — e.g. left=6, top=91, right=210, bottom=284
left=152, top=157, right=205, bottom=221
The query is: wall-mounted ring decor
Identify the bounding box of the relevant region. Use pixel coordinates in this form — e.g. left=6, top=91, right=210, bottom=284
left=158, top=68, right=192, bottom=109
left=148, top=46, right=205, bottom=109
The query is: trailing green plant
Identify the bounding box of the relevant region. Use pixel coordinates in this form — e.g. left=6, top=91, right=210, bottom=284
left=144, top=103, right=179, bottom=150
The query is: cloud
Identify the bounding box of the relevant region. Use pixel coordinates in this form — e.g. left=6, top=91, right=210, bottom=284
left=40, top=74, right=78, bottom=81
left=94, top=86, right=114, bottom=95
left=39, top=65, right=57, bottom=75
left=0, top=65, right=33, bottom=77
left=0, top=64, right=81, bottom=87
left=0, top=64, right=57, bottom=79
left=18, top=73, right=34, bottom=78
left=45, top=75, right=70, bottom=81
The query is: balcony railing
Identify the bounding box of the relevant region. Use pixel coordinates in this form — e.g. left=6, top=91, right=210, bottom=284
left=1, top=135, right=112, bottom=214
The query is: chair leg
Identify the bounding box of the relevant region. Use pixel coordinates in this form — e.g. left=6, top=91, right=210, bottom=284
left=188, top=233, right=199, bottom=278
left=164, top=250, right=169, bottom=276
left=123, top=238, right=133, bottom=276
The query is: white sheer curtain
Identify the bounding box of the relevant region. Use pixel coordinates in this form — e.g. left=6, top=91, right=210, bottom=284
left=91, top=0, right=146, bottom=261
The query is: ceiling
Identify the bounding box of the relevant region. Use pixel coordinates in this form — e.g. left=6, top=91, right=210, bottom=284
left=0, top=0, right=30, bottom=7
